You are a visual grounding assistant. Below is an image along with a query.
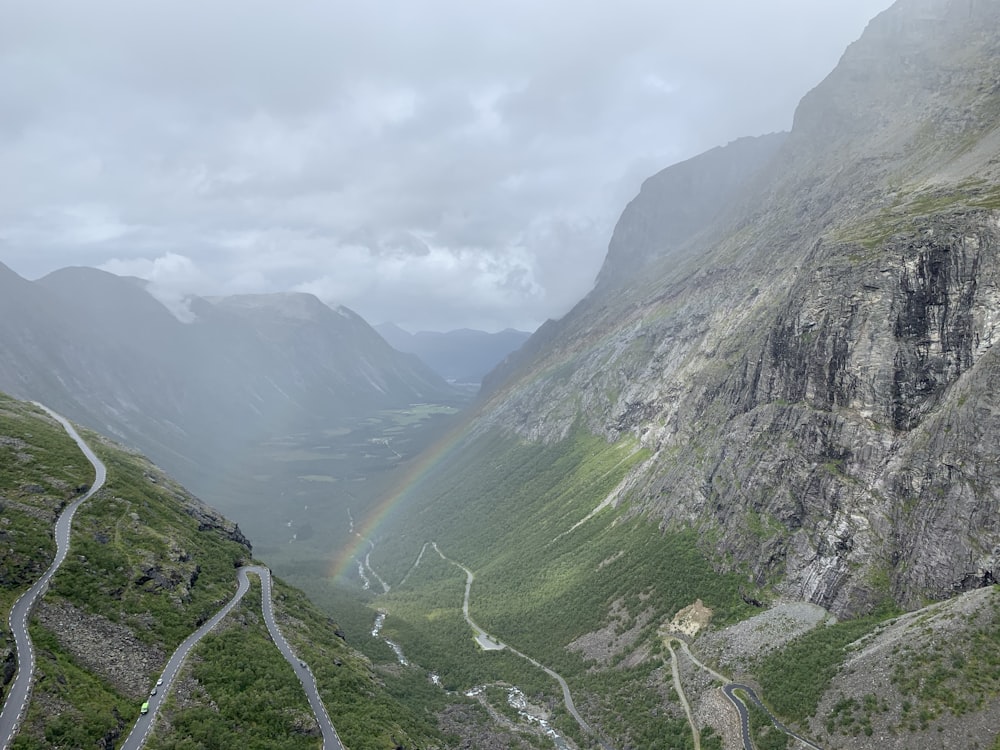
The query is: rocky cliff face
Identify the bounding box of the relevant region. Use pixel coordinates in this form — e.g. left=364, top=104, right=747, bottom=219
left=476, top=0, right=1000, bottom=615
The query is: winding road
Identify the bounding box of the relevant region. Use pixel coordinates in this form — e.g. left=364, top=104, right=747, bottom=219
left=1, top=404, right=107, bottom=750
left=122, top=565, right=344, bottom=750
left=664, top=639, right=700, bottom=750
left=429, top=543, right=614, bottom=750
left=665, top=635, right=824, bottom=750
left=721, top=682, right=823, bottom=750
left=0, top=406, right=343, bottom=750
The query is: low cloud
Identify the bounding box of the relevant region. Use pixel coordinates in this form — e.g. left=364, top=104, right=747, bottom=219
left=101, top=252, right=210, bottom=322
left=1, top=0, right=893, bottom=331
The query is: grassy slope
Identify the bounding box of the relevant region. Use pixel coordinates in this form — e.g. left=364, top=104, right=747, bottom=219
left=0, top=392, right=442, bottom=749
left=0, top=395, right=92, bottom=620
left=367, top=427, right=756, bottom=748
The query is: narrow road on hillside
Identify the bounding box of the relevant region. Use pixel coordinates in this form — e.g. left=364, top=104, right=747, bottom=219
left=666, top=637, right=824, bottom=750
left=721, top=682, right=824, bottom=750
left=0, top=405, right=341, bottom=750
left=0, top=404, right=107, bottom=750
left=664, top=639, right=700, bottom=750
left=430, top=543, right=614, bottom=750
left=121, top=566, right=344, bottom=750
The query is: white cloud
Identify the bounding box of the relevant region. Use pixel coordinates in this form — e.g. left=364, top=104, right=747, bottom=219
left=0, top=0, right=894, bottom=331
left=100, top=252, right=210, bottom=322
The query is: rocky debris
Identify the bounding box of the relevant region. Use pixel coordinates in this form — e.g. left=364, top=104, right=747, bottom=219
left=436, top=696, right=556, bottom=750
left=287, top=708, right=322, bottom=738
left=807, top=586, right=1000, bottom=749
left=697, top=601, right=831, bottom=674
left=2, top=644, right=14, bottom=686
left=697, top=687, right=742, bottom=750
left=134, top=562, right=200, bottom=596
left=665, top=599, right=713, bottom=637
left=97, top=709, right=124, bottom=750
left=473, top=0, right=1000, bottom=617
left=2, top=497, right=59, bottom=524
left=186, top=503, right=252, bottom=552
left=566, top=598, right=653, bottom=667
left=35, top=597, right=165, bottom=699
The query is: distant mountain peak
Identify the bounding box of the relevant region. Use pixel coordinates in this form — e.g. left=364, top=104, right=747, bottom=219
left=376, top=322, right=531, bottom=384
left=209, top=291, right=330, bottom=320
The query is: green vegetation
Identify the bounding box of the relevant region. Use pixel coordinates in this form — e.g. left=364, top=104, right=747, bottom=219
left=700, top=725, right=723, bottom=750
left=214, top=401, right=464, bottom=578
left=0, top=395, right=92, bottom=616
left=740, top=691, right=789, bottom=750
left=147, top=583, right=316, bottom=750
left=362, top=427, right=757, bottom=746
left=834, top=183, right=1000, bottom=251
left=0, top=392, right=445, bottom=748
left=887, top=590, right=1000, bottom=730
left=273, top=578, right=447, bottom=749
left=825, top=692, right=883, bottom=737
left=755, top=614, right=890, bottom=723
left=11, top=624, right=131, bottom=750
left=576, top=664, right=694, bottom=750
left=49, top=440, right=252, bottom=649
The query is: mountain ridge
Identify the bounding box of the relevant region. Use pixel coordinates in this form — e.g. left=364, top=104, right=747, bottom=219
left=377, top=323, right=532, bottom=384
left=0, top=262, right=461, bottom=487
left=467, top=0, right=1000, bottom=618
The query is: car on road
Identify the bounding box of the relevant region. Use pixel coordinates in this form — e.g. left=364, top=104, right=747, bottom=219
left=140, top=701, right=149, bottom=715
left=156, top=677, right=163, bottom=686
left=150, top=687, right=157, bottom=696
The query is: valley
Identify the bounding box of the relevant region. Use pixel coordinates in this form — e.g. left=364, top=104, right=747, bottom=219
left=5, top=0, right=1000, bottom=747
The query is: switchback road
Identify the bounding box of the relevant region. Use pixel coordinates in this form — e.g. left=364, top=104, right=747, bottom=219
left=666, top=635, right=824, bottom=750
left=121, top=566, right=344, bottom=750
left=1, top=404, right=107, bottom=750
left=0, top=406, right=342, bottom=750
left=722, top=682, right=824, bottom=750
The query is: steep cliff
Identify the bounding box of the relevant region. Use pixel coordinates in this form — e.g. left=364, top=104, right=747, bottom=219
left=476, top=0, right=1000, bottom=616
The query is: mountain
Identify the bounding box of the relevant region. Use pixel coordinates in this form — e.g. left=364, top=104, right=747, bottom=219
left=594, top=132, right=788, bottom=292
left=0, top=392, right=441, bottom=749
left=376, top=323, right=532, bottom=385
left=480, top=0, right=1000, bottom=615
left=0, top=266, right=456, bottom=447
left=354, top=2, right=1000, bottom=748
left=0, top=265, right=463, bottom=552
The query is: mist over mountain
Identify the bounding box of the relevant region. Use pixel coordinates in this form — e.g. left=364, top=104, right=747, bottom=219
left=375, top=322, right=532, bottom=385
left=0, top=264, right=460, bottom=488
left=478, top=0, right=1000, bottom=615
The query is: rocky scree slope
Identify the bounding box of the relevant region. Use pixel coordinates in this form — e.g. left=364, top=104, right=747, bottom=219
left=478, top=0, right=1000, bottom=617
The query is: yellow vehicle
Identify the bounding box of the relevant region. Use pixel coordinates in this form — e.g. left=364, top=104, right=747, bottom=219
left=140, top=701, right=149, bottom=715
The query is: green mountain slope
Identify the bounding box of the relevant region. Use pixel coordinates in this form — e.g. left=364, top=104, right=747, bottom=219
left=346, top=1, right=1000, bottom=748
left=0, top=392, right=441, bottom=749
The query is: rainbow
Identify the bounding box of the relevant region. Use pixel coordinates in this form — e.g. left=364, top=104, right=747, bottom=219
left=326, top=334, right=603, bottom=583
left=326, top=414, right=476, bottom=582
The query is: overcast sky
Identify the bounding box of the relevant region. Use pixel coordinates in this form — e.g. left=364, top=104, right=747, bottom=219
left=1, top=0, right=893, bottom=332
